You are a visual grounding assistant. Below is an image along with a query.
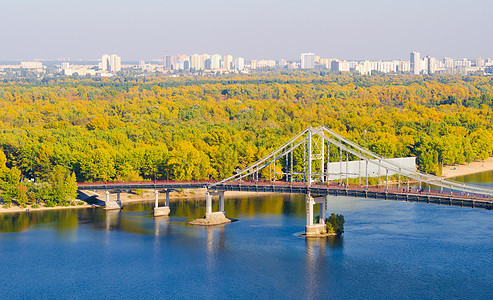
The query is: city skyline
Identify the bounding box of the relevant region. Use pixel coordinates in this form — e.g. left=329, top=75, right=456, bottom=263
left=1, top=0, right=492, bottom=61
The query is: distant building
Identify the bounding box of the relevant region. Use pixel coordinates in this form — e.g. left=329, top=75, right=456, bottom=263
left=164, top=56, right=172, bottom=70
left=211, top=54, right=222, bottom=69
left=278, top=59, right=287, bottom=68
left=318, top=58, right=333, bottom=70
left=223, top=55, right=233, bottom=70
left=21, top=61, right=43, bottom=69
left=235, top=57, right=245, bottom=71
left=301, top=53, right=315, bottom=69
left=426, top=56, right=437, bottom=74
left=191, top=54, right=201, bottom=70
left=410, top=51, right=421, bottom=75
left=257, top=60, right=276, bottom=68
left=100, top=54, right=121, bottom=72
left=331, top=60, right=350, bottom=72
left=250, top=60, right=257, bottom=70
left=476, top=57, right=485, bottom=68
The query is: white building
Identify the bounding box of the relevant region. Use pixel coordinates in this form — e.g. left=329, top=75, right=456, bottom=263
left=223, top=55, right=233, bottom=70
left=301, top=53, right=315, bottom=69
left=331, top=60, right=350, bottom=72
left=410, top=51, right=421, bottom=75
left=426, top=56, right=437, bottom=74
left=211, top=54, right=222, bottom=69
left=191, top=54, right=202, bottom=70
left=100, top=54, right=121, bottom=72
left=21, top=61, right=43, bottom=69
left=257, top=60, right=276, bottom=68
left=235, top=57, right=245, bottom=71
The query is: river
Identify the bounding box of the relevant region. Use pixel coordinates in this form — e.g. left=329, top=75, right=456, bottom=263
left=1, top=172, right=493, bottom=299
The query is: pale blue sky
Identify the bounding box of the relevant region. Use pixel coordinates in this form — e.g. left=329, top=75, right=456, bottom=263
left=1, top=0, right=491, bottom=61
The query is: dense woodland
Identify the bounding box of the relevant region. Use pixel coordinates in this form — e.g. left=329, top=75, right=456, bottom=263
left=1, top=72, right=493, bottom=206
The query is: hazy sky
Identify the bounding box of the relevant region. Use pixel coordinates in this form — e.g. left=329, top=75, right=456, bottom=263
left=1, top=0, right=491, bottom=61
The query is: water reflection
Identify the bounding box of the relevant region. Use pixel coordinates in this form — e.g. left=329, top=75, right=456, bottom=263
left=0, top=209, right=83, bottom=234
left=206, top=226, right=226, bottom=272
left=0, top=194, right=344, bottom=236
left=304, top=236, right=344, bottom=299
left=453, top=170, right=493, bottom=187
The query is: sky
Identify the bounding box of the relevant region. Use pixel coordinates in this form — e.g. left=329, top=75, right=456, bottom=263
left=1, top=0, right=492, bottom=61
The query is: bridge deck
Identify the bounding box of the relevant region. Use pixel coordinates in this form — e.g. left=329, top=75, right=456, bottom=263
left=77, top=180, right=493, bottom=210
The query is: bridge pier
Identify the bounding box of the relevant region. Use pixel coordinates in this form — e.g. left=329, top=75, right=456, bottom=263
left=206, top=191, right=212, bottom=214
left=104, top=190, right=122, bottom=210
left=305, top=193, right=326, bottom=236
left=105, top=190, right=109, bottom=209
left=154, top=189, right=171, bottom=217
left=189, top=190, right=230, bottom=226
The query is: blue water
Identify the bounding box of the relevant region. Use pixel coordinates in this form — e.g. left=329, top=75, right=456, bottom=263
left=1, top=177, right=493, bottom=299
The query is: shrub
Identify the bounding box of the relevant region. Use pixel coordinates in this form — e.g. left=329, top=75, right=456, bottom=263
left=326, top=213, right=345, bottom=235
left=44, top=201, right=56, bottom=207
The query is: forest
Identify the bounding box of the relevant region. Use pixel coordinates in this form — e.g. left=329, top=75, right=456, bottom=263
left=1, top=72, right=493, bottom=206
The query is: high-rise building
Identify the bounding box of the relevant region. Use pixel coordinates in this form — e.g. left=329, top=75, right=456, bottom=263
left=426, top=56, right=437, bottom=74
left=234, top=57, right=245, bottom=71
left=301, top=53, right=315, bottom=69
left=110, top=54, right=121, bottom=72
left=410, top=52, right=421, bottom=75
left=211, top=54, right=222, bottom=69
left=250, top=60, right=257, bottom=70
left=201, top=54, right=210, bottom=69
left=191, top=54, right=201, bottom=70
left=164, top=56, right=172, bottom=70
left=223, top=55, right=233, bottom=70
left=331, top=60, right=350, bottom=72
left=100, top=54, right=121, bottom=72
left=476, top=57, right=485, bottom=68
left=100, top=54, right=110, bottom=71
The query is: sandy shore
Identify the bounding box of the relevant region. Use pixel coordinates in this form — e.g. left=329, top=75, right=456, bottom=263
left=442, top=157, right=493, bottom=178
left=0, top=203, right=95, bottom=214
left=0, top=189, right=273, bottom=215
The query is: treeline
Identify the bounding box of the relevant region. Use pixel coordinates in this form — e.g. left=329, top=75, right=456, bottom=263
left=1, top=74, right=493, bottom=205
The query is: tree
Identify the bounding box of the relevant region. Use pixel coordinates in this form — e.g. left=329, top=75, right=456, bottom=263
left=326, top=213, right=345, bottom=235
left=47, top=166, right=78, bottom=205
left=0, top=167, right=22, bottom=204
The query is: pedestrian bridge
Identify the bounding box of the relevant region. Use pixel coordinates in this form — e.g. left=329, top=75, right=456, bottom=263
left=77, top=126, right=493, bottom=235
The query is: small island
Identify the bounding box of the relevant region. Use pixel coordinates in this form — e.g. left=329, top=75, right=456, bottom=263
left=302, top=213, right=345, bottom=238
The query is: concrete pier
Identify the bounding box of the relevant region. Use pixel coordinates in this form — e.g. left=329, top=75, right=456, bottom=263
left=154, top=206, right=170, bottom=217
left=304, top=194, right=330, bottom=236
left=189, top=191, right=231, bottom=226
left=153, top=190, right=170, bottom=217
left=104, top=190, right=122, bottom=210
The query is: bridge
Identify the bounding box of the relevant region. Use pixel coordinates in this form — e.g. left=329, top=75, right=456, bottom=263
left=78, top=126, right=493, bottom=235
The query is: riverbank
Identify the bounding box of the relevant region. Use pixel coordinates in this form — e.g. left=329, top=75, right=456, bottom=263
left=0, top=189, right=271, bottom=215
left=442, top=157, right=493, bottom=178
left=5, top=159, right=490, bottom=215
left=0, top=203, right=95, bottom=214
